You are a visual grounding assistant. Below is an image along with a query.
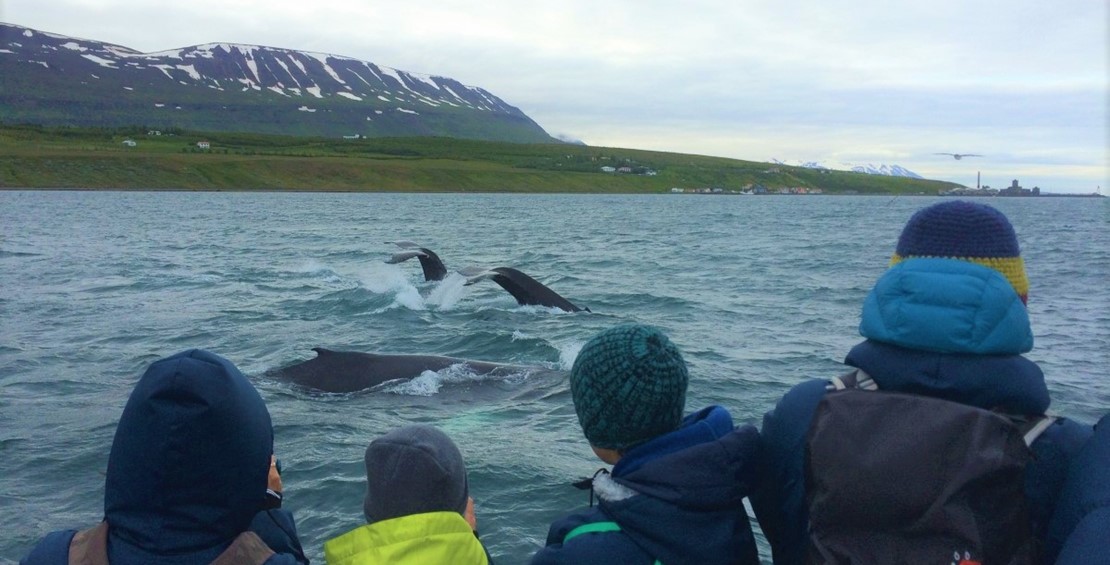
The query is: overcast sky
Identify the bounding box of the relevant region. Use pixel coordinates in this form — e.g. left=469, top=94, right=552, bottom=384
left=4, top=0, right=1107, bottom=192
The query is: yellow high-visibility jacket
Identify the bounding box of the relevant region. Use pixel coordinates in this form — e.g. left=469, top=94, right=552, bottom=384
left=324, top=511, right=490, bottom=565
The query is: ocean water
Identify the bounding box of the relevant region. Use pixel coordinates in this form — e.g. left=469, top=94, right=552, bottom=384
left=1, top=191, right=1106, bottom=564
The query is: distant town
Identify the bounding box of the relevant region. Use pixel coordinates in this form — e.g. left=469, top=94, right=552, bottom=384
left=669, top=177, right=1104, bottom=198
left=941, top=178, right=1105, bottom=198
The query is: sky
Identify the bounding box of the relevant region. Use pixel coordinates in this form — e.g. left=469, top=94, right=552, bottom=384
left=3, top=0, right=1107, bottom=193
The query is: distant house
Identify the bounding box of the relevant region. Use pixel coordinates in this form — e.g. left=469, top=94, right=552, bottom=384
left=147, top=130, right=162, bottom=136
left=197, top=141, right=211, bottom=150
left=122, top=139, right=137, bottom=147
left=600, top=166, right=617, bottom=173
left=617, top=166, right=633, bottom=174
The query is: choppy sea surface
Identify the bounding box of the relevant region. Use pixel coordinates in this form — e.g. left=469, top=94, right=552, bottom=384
left=1, top=191, right=1107, bottom=564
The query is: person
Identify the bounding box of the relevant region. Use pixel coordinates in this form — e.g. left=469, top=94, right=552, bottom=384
left=1045, top=413, right=1110, bottom=564
left=323, top=424, right=492, bottom=565
left=20, top=349, right=309, bottom=564
left=751, top=200, right=1093, bottom=564
left=531, top=324, right=762, bottom=565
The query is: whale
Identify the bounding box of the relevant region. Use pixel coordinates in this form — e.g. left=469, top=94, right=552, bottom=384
left=385, top=241, right=448, bottom=281
left=267, top=347, right=538, bottom=393
left=459, top=266, right=589, bottom=312
left=460, top=266, right=589, bottom=313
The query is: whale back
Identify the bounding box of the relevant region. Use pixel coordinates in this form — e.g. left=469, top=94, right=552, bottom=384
left=268, top=348, right=529, bottom=393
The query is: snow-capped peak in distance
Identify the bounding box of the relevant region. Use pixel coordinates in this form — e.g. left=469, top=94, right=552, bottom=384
left=770, top=158, right=923, bottom=179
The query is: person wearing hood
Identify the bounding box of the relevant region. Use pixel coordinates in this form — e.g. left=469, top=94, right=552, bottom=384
left=751, top=201, right=1093, bottom=564
left=530, top=324, right=762, bottom=565
left=20, top=349, right=309, bottom=565
left=323, top=424, right=492, bottom=565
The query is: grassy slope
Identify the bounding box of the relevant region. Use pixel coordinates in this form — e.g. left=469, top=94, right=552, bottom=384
left=0, top=125, right=961, bottom=194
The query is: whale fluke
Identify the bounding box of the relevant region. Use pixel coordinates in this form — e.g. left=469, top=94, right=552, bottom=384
left=385, top=241, right=448, bottom=281
left=459, top=266, right=589, bottom=313
left=267, top=347, right=539, bottom=393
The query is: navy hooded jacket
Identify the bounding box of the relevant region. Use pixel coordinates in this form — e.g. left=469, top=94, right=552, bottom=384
left=751, top=260, right=1092, bottom=565
left=20, top=349, right=309, bottom=565
left=531, top=405, right=761, bottom=565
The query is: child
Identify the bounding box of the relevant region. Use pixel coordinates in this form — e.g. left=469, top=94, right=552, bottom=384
left=531, top=324, right=761, bottom=565
left=324, top=424, right=492, bottom=564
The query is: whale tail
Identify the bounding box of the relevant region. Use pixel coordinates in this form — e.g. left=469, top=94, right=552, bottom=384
left=385, top=241, right=448, bottom=281
left=459, top=266, right=587, bottom=313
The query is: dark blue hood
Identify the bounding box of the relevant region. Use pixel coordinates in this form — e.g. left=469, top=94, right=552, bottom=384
left=104, top=349, right=274, bottom=563
left=846, top=340, right=1050, bottom=415
left=600, top=406, right=760, bottom=564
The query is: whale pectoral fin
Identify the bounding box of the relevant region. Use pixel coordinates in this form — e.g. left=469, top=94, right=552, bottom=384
left=386, top=250, right=426, bottom=264
left=458, top=266, right=498, bottom=286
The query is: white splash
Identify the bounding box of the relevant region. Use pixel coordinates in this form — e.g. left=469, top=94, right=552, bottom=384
left=424, top=273, right=470, bottom=311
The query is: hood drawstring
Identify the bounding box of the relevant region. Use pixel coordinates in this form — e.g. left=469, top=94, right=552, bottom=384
left=571, top=468, right=610, bottom=508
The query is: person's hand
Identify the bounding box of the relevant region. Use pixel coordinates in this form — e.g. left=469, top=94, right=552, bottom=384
left=464, top=497, right=477, bottom=532
left=268, top=455, right=283, bottom=494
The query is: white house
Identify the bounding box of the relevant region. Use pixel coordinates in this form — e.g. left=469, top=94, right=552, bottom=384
left=197, top=141, right=211, bottom=150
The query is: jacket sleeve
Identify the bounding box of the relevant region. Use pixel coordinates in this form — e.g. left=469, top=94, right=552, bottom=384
left=19, top=530, right=77, bottom=565
left=250, top=509, right=310, bottom=565
left=1043, top=414, right=1107, bottom=564
left=1024, top=416, right=1094, bottom=549
left=750, top=379, right=828, bottom=565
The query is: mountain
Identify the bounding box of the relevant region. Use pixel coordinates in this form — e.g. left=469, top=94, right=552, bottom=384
left=770, top=158, right=922, bottom=179
left=0, top=23, right=557, bottom=143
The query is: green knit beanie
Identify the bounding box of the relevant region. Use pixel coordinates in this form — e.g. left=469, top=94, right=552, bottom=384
left=570, top=324, right=689, bottom=450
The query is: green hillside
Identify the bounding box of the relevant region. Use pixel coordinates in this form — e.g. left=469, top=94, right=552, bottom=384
left=0, top=124, right=961, bottom=194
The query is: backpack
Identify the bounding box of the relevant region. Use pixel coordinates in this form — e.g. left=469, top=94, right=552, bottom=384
left=804, top=369, right=1055, bottom=565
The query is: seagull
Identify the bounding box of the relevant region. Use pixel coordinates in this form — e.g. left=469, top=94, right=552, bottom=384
left=935, top=153, right=983, bottom=160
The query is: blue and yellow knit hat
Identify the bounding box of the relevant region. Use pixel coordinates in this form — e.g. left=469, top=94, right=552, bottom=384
left=892, top=200, right=1029, bottom=304
left=570, top=324, right=688, bottom=451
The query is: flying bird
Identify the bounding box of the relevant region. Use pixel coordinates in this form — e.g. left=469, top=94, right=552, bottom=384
left=935, top=153, right=983, bottom=160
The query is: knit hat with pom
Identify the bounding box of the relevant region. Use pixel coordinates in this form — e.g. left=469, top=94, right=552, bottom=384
left=570, top=324, right=689, bottom=451
left=892, top=200, right=1028, bottom=303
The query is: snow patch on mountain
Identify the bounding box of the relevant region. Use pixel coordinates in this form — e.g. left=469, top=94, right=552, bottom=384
left=770, top=158, right=922, bottom=178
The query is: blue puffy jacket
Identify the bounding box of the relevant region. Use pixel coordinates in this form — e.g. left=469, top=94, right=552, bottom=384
left=531, top=406, right=761, bottom=565
left=751, top=259, right=1092, bottom=565
left=20, top=349, right=309, bottom=565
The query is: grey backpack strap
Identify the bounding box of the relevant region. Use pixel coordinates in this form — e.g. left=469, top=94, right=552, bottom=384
left=210, top=531, right=275, bottom=565
left=1020, top=416, right=1057, bottom=447
left=68, top=522, right=109, bottom=565
left=827, top=368, right=878, bottom=391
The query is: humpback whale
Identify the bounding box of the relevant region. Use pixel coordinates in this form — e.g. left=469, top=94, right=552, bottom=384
left=267, top=347, right=536, bottom=393
left=459, top=266, right=589, bottom=312
left=385, top=241, right=448, bottom=281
